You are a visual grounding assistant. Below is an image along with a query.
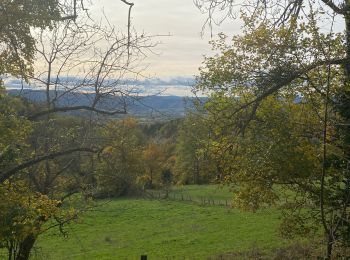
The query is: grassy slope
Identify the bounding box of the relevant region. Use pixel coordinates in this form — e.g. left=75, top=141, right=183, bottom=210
left=170, top=185, right=233, bottom=201
left=34, top=200, right=283, bottom=260
left=31, top=185, right=288, bottom=260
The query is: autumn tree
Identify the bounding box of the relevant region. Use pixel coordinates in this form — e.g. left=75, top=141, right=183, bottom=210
left=194, top=0, right=350, bottom=257
left=0, top=0, right=81, bottom=85
left=0, top=1, right=156, bottom=259
left=141, top=119, right=181, bottom=187
left=174, top=112, right=216, bottom=184
left=142, top=143, right=165, bottom=188
left=0, top=181, right=61, bottom=260
left=97, top=118, right=145, bottom=197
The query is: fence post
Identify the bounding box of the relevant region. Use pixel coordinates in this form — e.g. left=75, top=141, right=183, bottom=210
left=141, top=255, right=147, bottom=260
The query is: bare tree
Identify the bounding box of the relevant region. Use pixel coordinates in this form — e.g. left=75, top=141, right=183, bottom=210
left=0, top=0, right=157, bottom=183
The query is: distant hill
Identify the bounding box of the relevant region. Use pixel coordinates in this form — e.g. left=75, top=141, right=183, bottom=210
left=7, top=89, right=203, bottom=119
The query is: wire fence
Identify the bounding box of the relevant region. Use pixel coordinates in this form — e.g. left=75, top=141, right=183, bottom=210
left=144, top=190, right=233, bottom=208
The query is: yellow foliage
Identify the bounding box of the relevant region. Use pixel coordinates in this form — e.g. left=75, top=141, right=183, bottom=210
left=0, top=181, right=60, bottom=246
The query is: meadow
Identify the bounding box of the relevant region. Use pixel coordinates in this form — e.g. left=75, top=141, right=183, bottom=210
left=28, top=185, right=294, bottom=260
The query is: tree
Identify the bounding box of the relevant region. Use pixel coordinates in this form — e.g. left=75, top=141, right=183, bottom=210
left=0, top=1, right=156, bottom=259
left=0, top=0, right=80, bottom=84
left=97, top=118, right=145, bottom=197
left=0, top=181, right=61, bottom=260
left=160, top=168, right=173, bottom=198
left=204, top=94, right=320, bottom=205
left=0, top=94, right=32, bottom=175
left=142, top=143, right=165, bottom=188
left=194, top=1, right=350, bottom=257
left=174, top=112, right=215, bottom=184
left=0, top=0, right=154, bottom=183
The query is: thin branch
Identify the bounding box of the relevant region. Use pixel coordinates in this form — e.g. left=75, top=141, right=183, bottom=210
left=28, top=106, right=127, bottom=120
left=0, top=147, right=100, bottom=183
left=320, top=0, right=346, bottom=15
left=61, top=0, right=78, bottom=21
left=120, top=0, right=134, bottom=59
left=236, top=58, right=347, bottom=113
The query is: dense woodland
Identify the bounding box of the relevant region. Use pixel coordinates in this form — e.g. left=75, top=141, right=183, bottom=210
left=1, top=0, right=350, bottom=259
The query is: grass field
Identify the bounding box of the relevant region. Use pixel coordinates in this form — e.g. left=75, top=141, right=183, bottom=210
left=170, top=185, right=233, bottom=201
left=25, top=185, right=292, bottom=260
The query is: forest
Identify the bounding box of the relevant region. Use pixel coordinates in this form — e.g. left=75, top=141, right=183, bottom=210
left=1, top=0, right=350, bottom=259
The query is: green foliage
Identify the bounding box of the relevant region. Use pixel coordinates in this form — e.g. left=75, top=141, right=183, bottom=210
left=0, top=181, right=60, bottom=258
left=0, top=0, right=62, bottom=80
left=174, top=113, right=216, bottom=184
left=27, top=116, right=96, bottom=196
left=0, top=96, right=95, bottom=258
left=142, top=143, right=165, bottom=188
left=0, top=94, right=32, bottom=177
left=161, top=168, right=173, bottom=184
left=160, top=168, right=173, bottom=197
left=193, top=6, right=350, bottom=255
left=96, top=118, right=145, bottom=197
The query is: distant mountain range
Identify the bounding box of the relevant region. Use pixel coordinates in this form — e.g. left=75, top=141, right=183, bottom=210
left=7, top=89, right=204, bottom=119
left=3, top=76, right=197, bottom=97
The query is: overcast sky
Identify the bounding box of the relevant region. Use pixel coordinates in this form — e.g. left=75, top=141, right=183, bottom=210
left=90, top=0, right=242, bottom=78
left=89, top=1, right=347, bottom=80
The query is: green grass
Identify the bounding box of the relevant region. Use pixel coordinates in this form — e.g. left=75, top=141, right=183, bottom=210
left=170, top=184, right=233, bottom=201
left=29, top=187, right=288, bottom=260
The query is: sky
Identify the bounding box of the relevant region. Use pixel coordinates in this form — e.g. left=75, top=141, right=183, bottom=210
left=89, top=0, right=345, bottom=79
left=90, top=0, right=242, bottom=78
left=8, top=1, right=345, bottom=96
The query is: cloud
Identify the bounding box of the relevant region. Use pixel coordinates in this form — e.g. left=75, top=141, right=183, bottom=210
left=4, top=76, right=197, bottom=97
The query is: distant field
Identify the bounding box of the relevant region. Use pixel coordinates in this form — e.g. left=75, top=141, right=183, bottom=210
left=170, top=184, right=233, bottom=201
left=147, top=185, right=234, bottom=207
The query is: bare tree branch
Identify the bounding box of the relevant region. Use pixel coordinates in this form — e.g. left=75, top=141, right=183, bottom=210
left=120, top=0, right=134, bottom=59
left=320, top=0, right=346, bottom=15
left=0, top=147, right=100, bottom=183
left=28, top=106, right=126, bottom=120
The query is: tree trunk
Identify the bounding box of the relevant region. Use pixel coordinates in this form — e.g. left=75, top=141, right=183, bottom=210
left=343, top=3, right=350, bottom=136
left=326, top=233, right=333, bottom=260
left=16, top=234, right=36, bottom=260
left=193, top=159, right=199, bottom=184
